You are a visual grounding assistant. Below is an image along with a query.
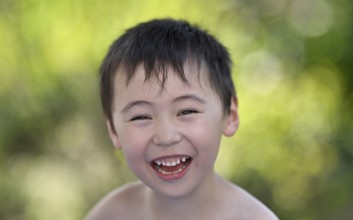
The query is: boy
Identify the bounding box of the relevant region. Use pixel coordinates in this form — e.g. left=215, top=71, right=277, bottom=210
left=86, top=18, right=278, bottom=220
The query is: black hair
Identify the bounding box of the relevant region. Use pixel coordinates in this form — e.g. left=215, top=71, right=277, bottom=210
left=99, top=18, right=236, bottom=131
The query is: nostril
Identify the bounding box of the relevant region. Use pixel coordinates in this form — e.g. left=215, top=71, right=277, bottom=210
left=152, top=132, right=182, bottom=146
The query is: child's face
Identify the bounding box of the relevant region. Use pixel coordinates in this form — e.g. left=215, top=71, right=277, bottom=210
left=107, top=64, right=238, bottom=198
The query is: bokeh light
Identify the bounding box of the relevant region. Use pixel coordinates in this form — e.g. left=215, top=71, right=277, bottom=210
left=1, top=0, right=352, bottom=219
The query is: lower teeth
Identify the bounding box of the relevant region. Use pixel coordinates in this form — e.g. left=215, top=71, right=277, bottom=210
left=157, top=165, right=186, bottom=175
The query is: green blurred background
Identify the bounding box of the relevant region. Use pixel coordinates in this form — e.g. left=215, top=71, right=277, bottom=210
left=1, top=0, right=352, bottom=219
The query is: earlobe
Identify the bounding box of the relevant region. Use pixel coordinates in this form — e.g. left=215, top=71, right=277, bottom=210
left=223, top=97, right=239, bottom=137
left=106, top=120, right=121, bottom=149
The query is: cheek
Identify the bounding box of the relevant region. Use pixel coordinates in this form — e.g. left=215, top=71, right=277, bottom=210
left=183, top=116, right=224, bottom=150
left=119, top=133, right=148, bottom=177
left=117, top=127, right=149, bottom=161
left=192, top=113, right=224, bottom=136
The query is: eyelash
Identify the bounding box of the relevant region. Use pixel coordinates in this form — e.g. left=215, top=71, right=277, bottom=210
left=130, top=115, right=151, bottom=121
left=130, top=109, right=199, bottom=121
left=178, top=109, right=198, bottom=116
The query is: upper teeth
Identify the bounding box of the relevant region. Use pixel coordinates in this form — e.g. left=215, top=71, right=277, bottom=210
left=154, top=157, right=189, bottom=167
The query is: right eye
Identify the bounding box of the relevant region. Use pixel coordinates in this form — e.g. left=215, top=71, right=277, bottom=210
left=130, top=115, right=151, bottom=121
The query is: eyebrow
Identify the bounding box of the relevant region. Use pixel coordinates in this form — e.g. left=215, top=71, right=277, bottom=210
left=120, top=94, right=206, bottom=113
left=173, top=94, right=207, bottom=104
left=120, top=100, right=152, bottom=113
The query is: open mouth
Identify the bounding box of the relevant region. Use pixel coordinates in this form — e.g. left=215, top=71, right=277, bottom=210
left=150, top=156, right=192, bottom=178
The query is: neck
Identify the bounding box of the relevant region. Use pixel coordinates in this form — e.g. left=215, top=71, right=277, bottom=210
left=148, top=173, right=223, bottom=220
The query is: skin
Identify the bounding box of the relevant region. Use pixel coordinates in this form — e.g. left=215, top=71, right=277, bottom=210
left=86, top=64, right=278, bottom=220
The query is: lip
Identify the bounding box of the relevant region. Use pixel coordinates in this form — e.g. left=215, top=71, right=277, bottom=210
left=150, top=155, right=193, bottom=181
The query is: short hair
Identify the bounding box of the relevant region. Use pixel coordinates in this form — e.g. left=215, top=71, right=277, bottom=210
left=99, top=18, right=236, bottom=131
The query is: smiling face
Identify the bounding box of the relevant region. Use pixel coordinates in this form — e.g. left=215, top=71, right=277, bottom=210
left=107, top=64, right=239, bottom=198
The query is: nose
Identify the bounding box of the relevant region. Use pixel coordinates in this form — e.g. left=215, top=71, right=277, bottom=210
left=152, top=118, right=182, bottom=146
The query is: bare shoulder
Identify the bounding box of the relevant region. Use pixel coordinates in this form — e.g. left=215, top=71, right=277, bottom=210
left=221, top=179, right=279, bottom=220
left=85, top=181, right=146, bottom=220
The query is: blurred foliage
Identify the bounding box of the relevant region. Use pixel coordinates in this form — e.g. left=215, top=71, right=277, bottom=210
left=0, top=0, right=352, bottom=219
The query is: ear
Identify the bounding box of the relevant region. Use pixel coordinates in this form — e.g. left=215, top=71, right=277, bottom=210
left=223, top=97, right=239, bottom=137
left=106, top=120, right=121, bottom=149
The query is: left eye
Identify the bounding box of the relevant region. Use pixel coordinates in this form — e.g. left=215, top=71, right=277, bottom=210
left=178, top=109, right=198, bottom=116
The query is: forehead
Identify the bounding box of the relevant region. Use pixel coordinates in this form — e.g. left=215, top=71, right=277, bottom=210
left=114, top=62, right=212, bottom=93
left=111, top=62, right=224, bottom=113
